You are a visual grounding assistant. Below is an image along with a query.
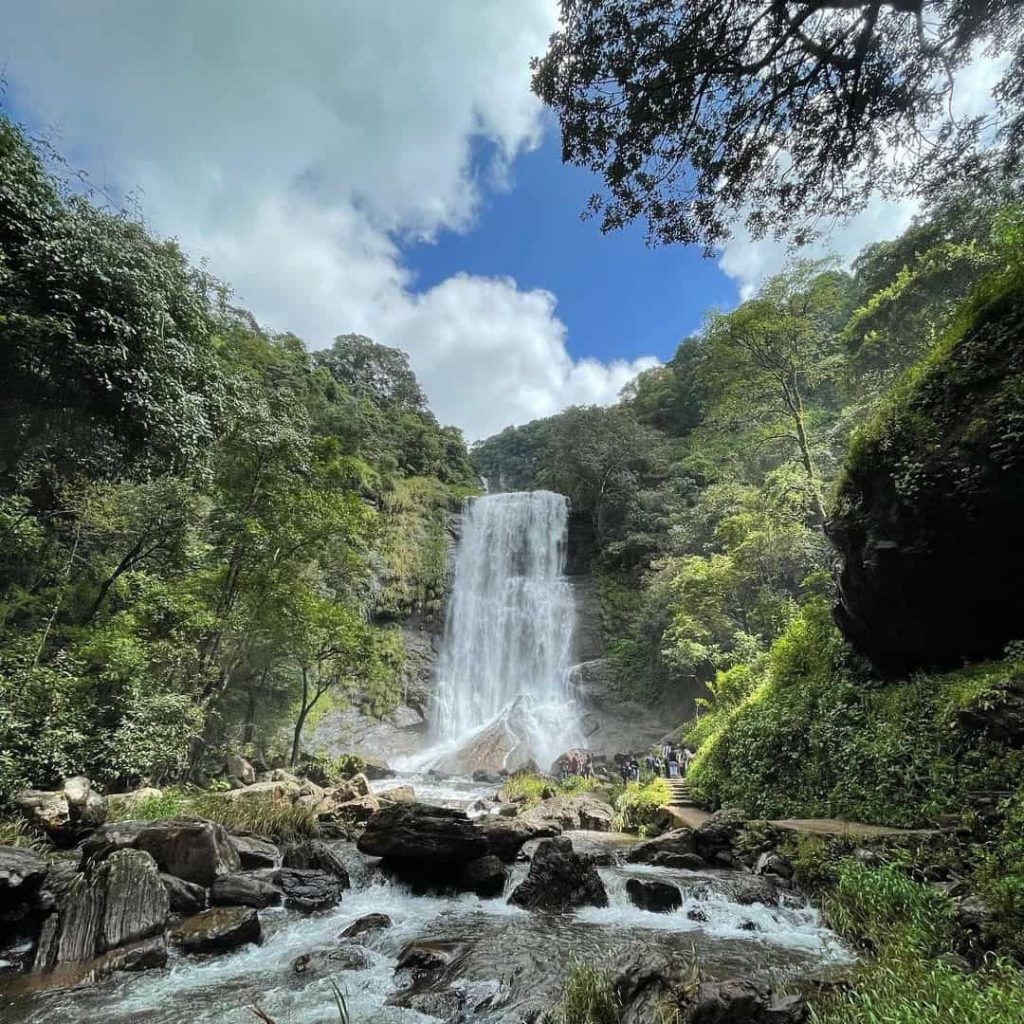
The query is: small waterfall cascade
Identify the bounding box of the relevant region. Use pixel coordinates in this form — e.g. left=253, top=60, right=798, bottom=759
left=428, top=490, right=583, bottom=771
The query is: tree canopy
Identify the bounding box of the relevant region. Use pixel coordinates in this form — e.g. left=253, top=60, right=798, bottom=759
left=533, top=0, right=1024, bottom=248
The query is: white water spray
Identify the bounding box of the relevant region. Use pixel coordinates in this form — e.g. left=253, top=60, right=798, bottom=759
left=425, top=490, right=583, bottom=772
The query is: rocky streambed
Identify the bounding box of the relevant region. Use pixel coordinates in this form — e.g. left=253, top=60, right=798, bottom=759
left=1, top=773, right=852, bottom=1024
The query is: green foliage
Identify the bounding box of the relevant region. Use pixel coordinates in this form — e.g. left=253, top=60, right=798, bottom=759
left=688, top=601, right=1024, bottom=827
left=549, top=961, right=620, bottom=1024
left=0, top=117, right=476, bottom=797
left=499, top=772, right=604, bottom=809
left=811, top=950, right=1024, bottom=1024
left=612, top=776, right=670, bottom=835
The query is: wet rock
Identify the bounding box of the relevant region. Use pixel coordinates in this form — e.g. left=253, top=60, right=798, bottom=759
left=520, top=793, right=615, bottom=832
left=210, top=872, right=281, bottom=909
left=690, top=875, right=782, bottom=907
left=477, top=816, right=560, bottom=862
left=507, top=837, right=608, bottom=912
left=229, top=834, right=282, bottom=869
left=161, top=873, right=207, bottom=914
left=694, top=808, right=749, bottom=860
left=225, top=755, right=256, bottom=786
left=358, top=802, right=488, bottom=865
left=682, top=978, right=808, bottom=1024
left=472, top=769, right=503, bottom=784
left=13, top=777, right=107, bottom=847
left=458, top=855, right=508, bottom=898
left=33, top=849, right=168, bottom=971
left=627, top=828, right=697, bottom=864
left=626, top=877, right=682, bottom=913
left=280, top=839, right=351, bottom=886
left=171, top=906, right=261, bottom=954
left=331, top=794, right=381, bottom=825
left=340, top=912, right=392, bottom=940
left=79, top=820, right=148, bottom=868
left=386, top=988, right=465, bottom=1020
left=754, top=852, right=793, bottom=881
left=394, top=939, right=455, bottom=983
left=0, top=845, right=48, bottom=899
left=274, top=868, right=343, bottom=912
left=292, top=945, right=371, bottom=974
left=497, top=803, right=519, bottom=818
left=360, top=757, right=395, bottom=781
left=135, top=820, right=241, bottom=886
left=613, top=948, right=694, bottom=1024
left=378, top=785, right=416, bottom=803
left=653, top=852, right=705, bottom=870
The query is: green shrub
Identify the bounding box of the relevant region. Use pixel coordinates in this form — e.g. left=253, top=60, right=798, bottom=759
left=688, top=600, right=1024, bottom=827
left=500, top=772, right=604, bottom=809
left=612, top=777, right=670, bottom=834
left=549, top=961, right=620, bottom=1024
left=811, top=950, right=1024, bottom=1024
left=822, top=861, right=954, bottom=955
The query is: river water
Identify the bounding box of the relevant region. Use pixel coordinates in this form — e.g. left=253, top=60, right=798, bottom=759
left=6, top=773, right=852, bottom=1024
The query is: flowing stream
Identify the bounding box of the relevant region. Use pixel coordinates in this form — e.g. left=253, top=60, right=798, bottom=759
left=3, top=490, right=853, bottom=1022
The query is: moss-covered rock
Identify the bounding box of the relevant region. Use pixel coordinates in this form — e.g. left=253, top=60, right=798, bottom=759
left=829, top=286, right=1024, bottom=676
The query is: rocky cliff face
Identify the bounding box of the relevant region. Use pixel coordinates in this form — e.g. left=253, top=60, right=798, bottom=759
left=307, top=515, right=460, bottom=762
left=829, top=289, right=1024, bottom=677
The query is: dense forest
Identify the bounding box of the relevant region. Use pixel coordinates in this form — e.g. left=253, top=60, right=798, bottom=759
left=0, top=114, right=478, bottom=796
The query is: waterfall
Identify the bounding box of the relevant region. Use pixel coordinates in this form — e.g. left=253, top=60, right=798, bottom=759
left=427, top=490, right=583, bottom=772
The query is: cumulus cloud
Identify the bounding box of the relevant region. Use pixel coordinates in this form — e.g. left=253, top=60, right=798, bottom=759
left=2, top=0, right=655, bottom=439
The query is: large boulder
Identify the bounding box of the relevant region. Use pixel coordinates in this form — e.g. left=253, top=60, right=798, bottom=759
left=210, top=873, right=281, bottom=909
left=0, top=845, right=48, bottom=901
left=274, top=868, right=344, bottom=912
left=627, top=828, right=698, bottom=865
left=507, top=837, right=608, bottom=911
left=229, top=835, right=282, bottom=870
left=224, top=779, right=300, bottom=804
left=340, top=912, right=393, bottom=940
left=170, top=906, right=261, bottom=954
left=135, top=820, right=241, bottom=886
left=280, top=839, right=351, bottom=886
left=357, top=803, right=488, bottom=865
left=694, top=808, right=749, bottom=862
left=476, top=816, right=560, bottom=862
left=828, top=291, right=1024, bottom=676
left=626, top=878, right=682, bottom=913
left=457, top=855, right=508, bottom=898
left=161, top=874, right=207, bottom=914
left=33, top=849, right=168, bottom=971
left=225, top=755, right=256, bottom=786
left=79, top=820, right=149, bottom=868
left=13, top=776, right=107, bottom=846
left=520, top=794, right=614, bottom=832
left=681, top=978, right=808, bottom=1024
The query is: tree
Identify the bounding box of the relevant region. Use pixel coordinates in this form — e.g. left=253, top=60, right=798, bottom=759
left=533, top=0, right=1024, bottom=249
left=314, top=334, right=427, bottom=412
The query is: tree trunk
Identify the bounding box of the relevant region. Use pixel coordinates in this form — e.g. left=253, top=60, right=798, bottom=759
left=290, top=668, right=310, bottom=766
left=785, top=380, right=827, bottom=527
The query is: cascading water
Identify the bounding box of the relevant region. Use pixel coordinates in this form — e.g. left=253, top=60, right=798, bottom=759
left=425, top=490, right=584, bottom=773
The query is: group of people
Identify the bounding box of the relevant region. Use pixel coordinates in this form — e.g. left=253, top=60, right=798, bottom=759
left=560, top=749, right=594, bottom=779
left=646, top=743, right=695, bottom=779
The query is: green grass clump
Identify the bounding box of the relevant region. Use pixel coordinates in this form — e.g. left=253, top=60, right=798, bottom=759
left=549, top=961, right=620, bottom=1024
left=0, top=813, right=49, bottom=851
left=500, top=772, right=604, bottom=809
left=106, top=785, right=319, bottom=840
left=811, top=950, right=1024, bottom=1024
left=612, top=776, right=670, bottom=835
left=687, top=599, right=1024, bottom=827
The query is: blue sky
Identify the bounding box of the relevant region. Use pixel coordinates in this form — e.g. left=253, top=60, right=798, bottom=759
left=407, top=132, right=737, bottom=365
left=0, top=1, right=922, bottom=438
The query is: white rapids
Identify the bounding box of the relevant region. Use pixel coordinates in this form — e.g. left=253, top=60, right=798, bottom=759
left=408, top=490, right=584, bottom=773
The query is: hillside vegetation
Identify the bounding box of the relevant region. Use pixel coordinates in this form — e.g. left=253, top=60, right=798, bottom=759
left=0, top=116, right=478, bottom=796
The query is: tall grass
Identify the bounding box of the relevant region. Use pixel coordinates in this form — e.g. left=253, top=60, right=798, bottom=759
left=500, top=773, right=604, bottom=809
left=549, top=961, right=619, bottom=1024
left=612, top=777, right=670, bottom=835
left=106, top=786, right=320, bottom=840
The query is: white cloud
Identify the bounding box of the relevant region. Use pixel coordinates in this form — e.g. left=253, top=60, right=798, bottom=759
left=2, top=0, right=655, bottom=439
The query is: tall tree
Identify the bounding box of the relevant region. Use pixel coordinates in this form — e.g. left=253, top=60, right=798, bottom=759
left=700, top=263, right=853, bottom=524
left=533, top=0, right=1023, bottom=248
